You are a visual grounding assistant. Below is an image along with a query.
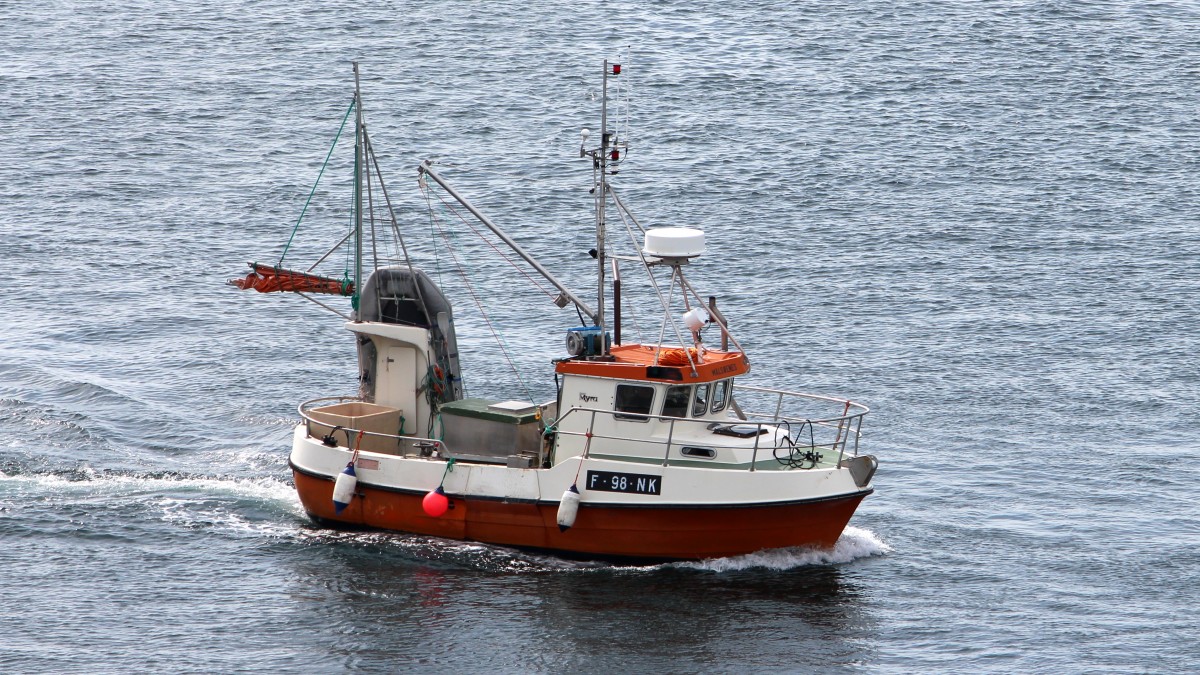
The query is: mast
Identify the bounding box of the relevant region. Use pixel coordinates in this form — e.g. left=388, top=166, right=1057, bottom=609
left=595, top=59, right=609, bottom=343
left=585, top=59, right=624, bottom=356
left=352, top=61, right=364, bottom=319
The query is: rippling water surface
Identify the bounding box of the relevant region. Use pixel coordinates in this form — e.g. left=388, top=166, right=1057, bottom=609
left=2, top=1, right=1198, bottom=672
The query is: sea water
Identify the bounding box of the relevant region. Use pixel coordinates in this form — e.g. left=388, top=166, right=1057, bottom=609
left=1, top=1, right=1197, bottom=672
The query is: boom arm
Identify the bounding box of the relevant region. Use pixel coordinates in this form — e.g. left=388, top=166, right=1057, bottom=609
left=418, top=161, right=599, bottom=323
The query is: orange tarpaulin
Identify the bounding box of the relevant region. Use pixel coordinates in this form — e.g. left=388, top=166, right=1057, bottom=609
left=231, top=263, right=353, bottom=296
left=656, top=347, right=701, bottom=366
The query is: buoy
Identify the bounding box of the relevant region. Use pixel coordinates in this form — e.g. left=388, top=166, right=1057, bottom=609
left=332, top=463, right=357, bottom=515
left=556, top=483, right=581, bottom=532
left=423, top=485, right=449, bottom=517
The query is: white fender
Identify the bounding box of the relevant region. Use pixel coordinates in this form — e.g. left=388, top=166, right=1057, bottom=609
left=556, top=483, right=581, bottom=532
left=332, top=463, right=357, bottom=514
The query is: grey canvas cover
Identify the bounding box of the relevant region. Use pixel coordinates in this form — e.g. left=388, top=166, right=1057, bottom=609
left=355, top=266, right=464, bottom=403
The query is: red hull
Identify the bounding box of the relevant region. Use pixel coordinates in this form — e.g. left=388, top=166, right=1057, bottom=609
left=294, top=468, right=869, bottom=560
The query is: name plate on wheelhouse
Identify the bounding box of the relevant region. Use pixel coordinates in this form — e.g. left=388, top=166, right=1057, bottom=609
left=585, top=470, right=662, bottom=495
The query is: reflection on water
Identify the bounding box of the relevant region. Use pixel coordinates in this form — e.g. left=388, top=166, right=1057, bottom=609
left=277, top=530, right=880, bottom=671
left=533, top=565, right=870, bottom=670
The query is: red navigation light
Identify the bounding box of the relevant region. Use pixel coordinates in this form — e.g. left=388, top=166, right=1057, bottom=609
left=611, top=149, right=620, bottom=160
left=612, top=64, right=621, bottom=75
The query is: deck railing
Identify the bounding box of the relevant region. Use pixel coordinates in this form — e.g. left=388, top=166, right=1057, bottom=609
left=731, top=384, right=869, bottom=458
left=297, top=396, right=448, bottom=458
left=552, top=386, right=868, bottom=471
left=297, top=388, right=868, bottom=472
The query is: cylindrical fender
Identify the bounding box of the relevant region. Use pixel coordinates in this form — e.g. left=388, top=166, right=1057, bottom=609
left=332, top=463, right=358, bottom=514
left=556, top=483, right=581, bottom=532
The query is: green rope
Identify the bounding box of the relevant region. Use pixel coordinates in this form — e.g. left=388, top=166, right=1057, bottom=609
left=438, top=457, right=456, bottom=486
left=278, top=97, right=357, bottom=267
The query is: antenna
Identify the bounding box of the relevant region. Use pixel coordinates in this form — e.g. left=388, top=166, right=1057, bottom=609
left=578, top=59, right=628, bottom=357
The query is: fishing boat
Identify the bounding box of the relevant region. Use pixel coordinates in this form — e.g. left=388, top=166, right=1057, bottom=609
left=233, top=61, right=877, bottom=561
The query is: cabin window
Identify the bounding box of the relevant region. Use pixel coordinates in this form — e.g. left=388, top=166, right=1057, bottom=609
left=711, top=379, right=730, bottom=414
left=614, top=384, right=654, bottom=421
left=681, top=446, right=716, bottom=459
left=662, top=385, right=691, bottom=418
left=692, top=383, right=710, bottom=417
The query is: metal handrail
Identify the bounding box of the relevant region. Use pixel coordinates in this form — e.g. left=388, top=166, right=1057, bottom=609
left=729, top=384, right=868, bottom=460
left=551, top=397, right=867, bottom=472
left=732, top=384, right=870, bottom=416
left=296, top=396, right=449, bottom=457
left=295, top=391, right=868, bottom=472
left=298, top=395, right=363, bottom=414
left=662, top=417, right=676, bottom=467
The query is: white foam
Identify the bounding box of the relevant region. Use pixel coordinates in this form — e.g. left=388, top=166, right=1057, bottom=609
left=2, top=468, right=892, bottom=570
left=674, top=526, right=892, bottom=572
left=0, top=468, right=303, bottom=516
left=153, top=494, right=306, bottom=539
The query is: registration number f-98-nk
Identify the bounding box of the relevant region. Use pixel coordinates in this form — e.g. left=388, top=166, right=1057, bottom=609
left=585, top=470, right=662, bottom=495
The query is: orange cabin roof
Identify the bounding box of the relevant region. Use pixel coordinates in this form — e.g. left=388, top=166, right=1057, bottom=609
left=554, top=343, right=751, bottom=383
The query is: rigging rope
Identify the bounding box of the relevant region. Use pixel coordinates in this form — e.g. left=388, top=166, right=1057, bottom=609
left=610, top=184, right=677, bottom=350
left=278, top=97, right=357, bottom=267
left=419, top=178, right=445, bottom=287
left=425, top=186, right=558, bottom=301
left=424, top=191, right=536, bottom=404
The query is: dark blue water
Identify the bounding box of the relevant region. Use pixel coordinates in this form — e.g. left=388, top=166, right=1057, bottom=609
left=3, top=1, right=1198, bottom=672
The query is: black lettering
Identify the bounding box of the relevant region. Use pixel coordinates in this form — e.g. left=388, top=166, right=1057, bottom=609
left=585, top=471, right=662, bottom=495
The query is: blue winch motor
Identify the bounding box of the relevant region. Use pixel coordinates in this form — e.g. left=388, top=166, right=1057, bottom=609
left=566, top=326, right=611, bottom=356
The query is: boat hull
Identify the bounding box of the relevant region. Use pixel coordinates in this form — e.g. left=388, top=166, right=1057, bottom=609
left=291, top=464, right=870, bottom=560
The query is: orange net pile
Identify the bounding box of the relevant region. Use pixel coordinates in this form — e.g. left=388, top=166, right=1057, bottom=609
left=656, top=347, right=702, bottom=366
left=230, top=263, right=353, bottom=296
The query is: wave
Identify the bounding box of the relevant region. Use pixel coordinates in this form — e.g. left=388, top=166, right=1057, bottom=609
left=0, top=397, right=110, bottom=452
left=1, top=464, right=889, bottom=572
left=673, top=526, right=892, bottom=572
left=274, top=525, right=891, bottom=574
left=0, top=465, right=302, bottom=518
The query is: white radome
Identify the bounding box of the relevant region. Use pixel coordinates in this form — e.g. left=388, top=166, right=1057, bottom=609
left=643, top=227, right=705, bottom=259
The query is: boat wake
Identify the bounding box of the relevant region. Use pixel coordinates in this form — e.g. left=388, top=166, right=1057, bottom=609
left=0, top=464, right=305, bottom=541
left=276, top=525, right=892, bottom=574
left=1, top=464, right=888, bottom=573
left=672, top=526, right=892, bottom=572
left=0, top=465, right=296, bottom=503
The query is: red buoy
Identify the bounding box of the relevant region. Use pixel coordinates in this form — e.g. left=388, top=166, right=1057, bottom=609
left=422, top=486, right=449, bottom=517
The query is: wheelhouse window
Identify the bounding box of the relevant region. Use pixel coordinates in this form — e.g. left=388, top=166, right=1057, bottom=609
left=614, top=384, right=654, bottom=421
left=711, top=379, right=730, bottom=414
left=662, top=385, right=691, bottom=418
left=692, top=383, right=710, bottom=417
